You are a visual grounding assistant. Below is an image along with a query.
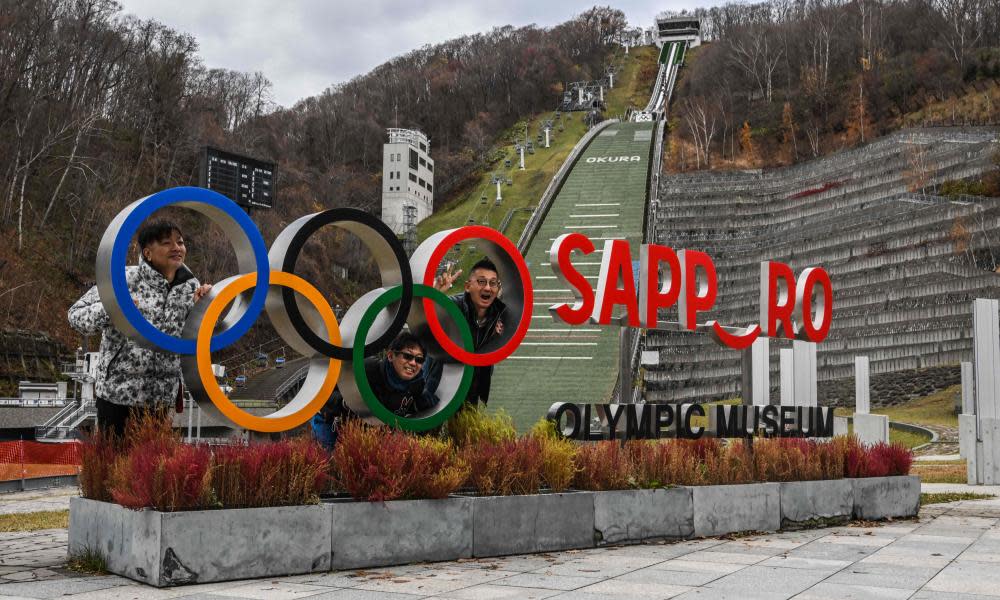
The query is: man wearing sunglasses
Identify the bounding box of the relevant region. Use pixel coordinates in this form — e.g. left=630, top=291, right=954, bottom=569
left=432, top=257, right=506, bottom=406
left=364, top=331, right=434, bottom=417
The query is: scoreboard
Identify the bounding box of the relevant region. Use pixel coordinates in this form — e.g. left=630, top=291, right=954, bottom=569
left=199, top=147, right=275, bottom=209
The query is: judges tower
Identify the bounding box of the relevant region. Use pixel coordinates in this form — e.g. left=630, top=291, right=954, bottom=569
left=381, top=128, right=434, bottom=236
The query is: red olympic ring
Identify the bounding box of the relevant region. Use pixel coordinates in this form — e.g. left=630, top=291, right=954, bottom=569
left=419, top=226, right=533, bottom=367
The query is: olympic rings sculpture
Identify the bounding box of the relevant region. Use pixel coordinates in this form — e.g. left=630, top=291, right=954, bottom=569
left=96, top=187, right=534, bottom=432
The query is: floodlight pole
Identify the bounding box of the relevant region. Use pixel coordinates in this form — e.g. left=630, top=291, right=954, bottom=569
left=609, top=72, right=614, bottom=88
left=545, top=128, right=550, bottom=148
left=519, top=145, right=525, bottom=170
left=496, top=179, right=503, bottom=201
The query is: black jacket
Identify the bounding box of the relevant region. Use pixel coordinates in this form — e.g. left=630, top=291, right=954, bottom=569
left=364, top=357, right=434, bottom=417
left=448, top=292, right=507, bottom=405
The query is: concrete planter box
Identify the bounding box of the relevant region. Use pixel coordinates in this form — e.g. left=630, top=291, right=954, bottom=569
left=330, top=497, right=472, bottom=570
left=472, top=492, right=594, bottom=557
left=692, top=482, right=781, bottom=537
left=69, top=476, right=918, bottom=586
left=851, top=475, right=921, bottom=520
left=779, top=479, right=854, bottom=527
left=68, top=497, right=330, bottom=587
left=593, top=487, right=694, bottom=544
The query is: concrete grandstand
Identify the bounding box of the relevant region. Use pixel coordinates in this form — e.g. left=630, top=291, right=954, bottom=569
left=644, top=128, right=1000, bottom=407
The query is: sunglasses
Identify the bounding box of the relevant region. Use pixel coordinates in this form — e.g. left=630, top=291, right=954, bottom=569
left=396, top=351, right=425, bottom=364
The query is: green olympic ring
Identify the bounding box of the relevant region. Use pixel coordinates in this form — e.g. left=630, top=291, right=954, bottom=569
left=352, top=284, right=473, bottom=431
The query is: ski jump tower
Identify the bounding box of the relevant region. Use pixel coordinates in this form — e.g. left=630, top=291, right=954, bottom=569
left=654, top=13, right=702, bottom=49
left=381, top=128, right=434, bottom=236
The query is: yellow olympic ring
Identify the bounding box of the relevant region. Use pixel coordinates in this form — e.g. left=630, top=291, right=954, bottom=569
left=196, top=271, right=342, bottom=432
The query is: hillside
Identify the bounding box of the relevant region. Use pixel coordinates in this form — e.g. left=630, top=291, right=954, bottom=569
left=415, top=44, right=659, bottom=278
left=0, top=2, right=629, bottom=387
left=669, top=1, right=1000, bottom=172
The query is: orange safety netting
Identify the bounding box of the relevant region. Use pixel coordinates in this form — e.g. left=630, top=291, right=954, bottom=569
left=0, top=440, right=82, bottom=481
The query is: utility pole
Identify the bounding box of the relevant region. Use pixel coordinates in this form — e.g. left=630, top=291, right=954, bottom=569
left=491, top=173, right=504, bottom=203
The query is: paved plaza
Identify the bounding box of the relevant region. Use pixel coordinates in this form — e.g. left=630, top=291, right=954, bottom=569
left=2, top=485, right=1000, bottom=599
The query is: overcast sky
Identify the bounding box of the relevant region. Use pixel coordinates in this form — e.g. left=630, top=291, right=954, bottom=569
left=117, top=1, right=712, bottom=108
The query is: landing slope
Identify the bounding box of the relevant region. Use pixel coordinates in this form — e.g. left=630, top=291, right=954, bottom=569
left=490, top=121, right=655, bottom=431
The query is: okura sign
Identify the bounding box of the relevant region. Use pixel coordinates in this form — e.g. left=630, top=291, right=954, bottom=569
left=95, top=188, right=833, bottom=434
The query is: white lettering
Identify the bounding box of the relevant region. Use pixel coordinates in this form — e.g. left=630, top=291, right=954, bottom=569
left=585, top=155, right=643, bottom=164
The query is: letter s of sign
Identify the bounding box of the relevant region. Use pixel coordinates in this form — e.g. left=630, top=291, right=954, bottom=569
left=548, top=233, right=596, bottom=325
left=95, top=187, right=535, bottom=433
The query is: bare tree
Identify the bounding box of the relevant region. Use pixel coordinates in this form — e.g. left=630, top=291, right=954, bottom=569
left=681, top=97, right=719, bottom=168
left=935, top=0, right=984, bottom=67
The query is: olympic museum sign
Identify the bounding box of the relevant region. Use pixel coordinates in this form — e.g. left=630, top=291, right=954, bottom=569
left=71, top=187, right=921, bottom=587
left=95, top=187, right=835, bottom=434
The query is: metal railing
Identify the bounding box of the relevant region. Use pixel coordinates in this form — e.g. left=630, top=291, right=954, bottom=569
left=35, top=399, right=96, bottom=440
left=221, top=339, right=296, bottom=382
left=499, top=206, right=535, bottom=235
left=0, top=398, right=70, bottom=407
left=39, top=399, right=83, bottom=428
left=274, top=365, right=309, bottom=403
left=517, top=119, right=620, bottom=253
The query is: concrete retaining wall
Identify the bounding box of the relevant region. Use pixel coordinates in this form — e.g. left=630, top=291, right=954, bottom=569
left=69, top=475, right=920, bottom=587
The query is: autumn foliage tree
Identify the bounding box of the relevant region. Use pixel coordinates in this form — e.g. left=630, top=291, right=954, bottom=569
left=0, top=0, right=625, bottom=347
left=670, top=0, right=1000, bottom=171
left=739, top=121, right=756, bottom=166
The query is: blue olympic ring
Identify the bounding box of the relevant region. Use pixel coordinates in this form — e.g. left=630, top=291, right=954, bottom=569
left=109, top=187, right=270, bottom=354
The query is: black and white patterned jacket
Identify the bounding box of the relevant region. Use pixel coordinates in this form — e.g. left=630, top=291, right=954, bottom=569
left=68, top=260, right=199, bottom=407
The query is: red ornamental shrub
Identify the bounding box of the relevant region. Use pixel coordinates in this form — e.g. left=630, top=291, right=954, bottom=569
left=840, top=436, right=870, bottom=478
left=332, top=421, right=410, bottom=502
left=704, top=441, right=754, bottom=485
left=626, top=441, right=665, bottom=488
left=79, top=429, right=118, bottom=502
left=573, top=441, right=633, bottom=491
left=864, top=442, right=913, bottom=477
left=331, top=422, right=468, bottom=501
left=110, top=441, right=212, bottom=511
left=212, top=437, right=330, bottom=508
left=687, top=437, right=723, bottom=461
left=404, top=437, right=469, bottom=500
left=81, top=410, right=178, bottom=503
left=626, top=440, right=705, bottom=487
left=464, top=437, right=544, bottom=496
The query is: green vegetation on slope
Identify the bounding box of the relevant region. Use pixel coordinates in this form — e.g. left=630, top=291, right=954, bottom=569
left=604, top=45, right=659, bottom=117
left=415, top=45, right=659, bottom=285
left=835, top=385, right=959, bottom=429
left=416, top=113, right=587, bottom=244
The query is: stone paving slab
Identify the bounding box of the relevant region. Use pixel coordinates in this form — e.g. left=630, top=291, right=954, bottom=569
left=0, top=487, right=76, bottom=515
left=4, top=492, right=1000, bottom=598
left=922, top=482, right=1000, bottom=495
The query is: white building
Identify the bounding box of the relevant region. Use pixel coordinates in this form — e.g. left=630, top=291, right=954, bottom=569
left=381, top=128, right=434, bottom=236
left=655, top=13, right=702, bottom=48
